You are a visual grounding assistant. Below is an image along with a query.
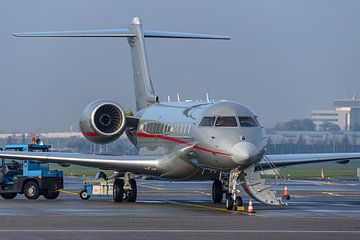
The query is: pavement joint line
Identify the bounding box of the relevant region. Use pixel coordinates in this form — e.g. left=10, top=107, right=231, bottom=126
left=0, top=230, right=359, bottom=233
left=195, top=191, right=212, bottom=196
left=137, top=183, right=164, bottom=190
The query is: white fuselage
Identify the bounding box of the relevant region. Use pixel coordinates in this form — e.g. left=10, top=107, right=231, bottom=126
left=128, top=101, right=266, bottom=180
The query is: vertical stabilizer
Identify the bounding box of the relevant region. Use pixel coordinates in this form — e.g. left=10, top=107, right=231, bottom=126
left=127, top=17, right=158, bottom=111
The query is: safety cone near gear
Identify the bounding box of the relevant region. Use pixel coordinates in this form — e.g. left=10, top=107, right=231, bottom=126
left=247, top=200, right=255, bottom=213
left=282, top=186, right=290, bottom=200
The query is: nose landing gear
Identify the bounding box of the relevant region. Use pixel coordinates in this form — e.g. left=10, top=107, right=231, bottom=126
left=225, top=169, right=243, bottom=211
left=212, top=170, right=244, bottom=211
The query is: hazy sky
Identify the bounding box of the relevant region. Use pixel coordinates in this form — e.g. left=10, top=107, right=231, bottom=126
left=1, top=0, right=359, bottom=132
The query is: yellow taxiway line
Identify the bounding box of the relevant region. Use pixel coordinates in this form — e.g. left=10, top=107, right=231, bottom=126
left=167, top=200, right=262, bottom=216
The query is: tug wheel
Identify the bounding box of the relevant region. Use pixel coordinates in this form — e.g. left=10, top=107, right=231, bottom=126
left=24, top=181, right=40, bottom=200
left=43, top=190, right=60, bottom=200
left=0, top=193, right=17, bottom=199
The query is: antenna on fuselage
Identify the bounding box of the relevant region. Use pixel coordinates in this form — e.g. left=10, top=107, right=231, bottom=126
left=206, top=93, right=210, bottom=102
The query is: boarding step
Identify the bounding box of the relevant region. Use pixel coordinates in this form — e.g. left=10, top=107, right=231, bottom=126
left=240, top=165, right=284, bottom=206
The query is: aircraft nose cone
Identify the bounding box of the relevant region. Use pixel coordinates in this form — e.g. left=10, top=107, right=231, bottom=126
left=231, top=142, right=257, bottom=164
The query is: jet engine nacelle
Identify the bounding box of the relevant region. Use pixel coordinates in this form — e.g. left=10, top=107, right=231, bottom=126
left=79, top=100, right=126, bottom=144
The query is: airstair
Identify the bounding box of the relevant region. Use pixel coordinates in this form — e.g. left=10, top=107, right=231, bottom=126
left=240, top=164, right=285, bottom=206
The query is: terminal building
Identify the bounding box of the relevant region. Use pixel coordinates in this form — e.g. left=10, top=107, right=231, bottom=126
left=311, top=96, right=360, bottom=131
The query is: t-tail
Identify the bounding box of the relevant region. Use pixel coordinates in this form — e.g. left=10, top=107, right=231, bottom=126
left=13, top=17, right=230, bottom=111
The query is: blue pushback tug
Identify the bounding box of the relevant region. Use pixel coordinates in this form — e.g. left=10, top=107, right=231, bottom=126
left=0, top=139, right=63, bottom=200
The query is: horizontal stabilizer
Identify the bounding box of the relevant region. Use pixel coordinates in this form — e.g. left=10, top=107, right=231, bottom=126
left=13, top=29, right=230, bottom=40
left=144, top=30, right=230, bottom=40
left=12, top=29, right=135, bottom=38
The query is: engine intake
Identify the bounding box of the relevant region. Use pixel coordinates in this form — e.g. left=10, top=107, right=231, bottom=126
left=80, top=100, right=126, bottom=144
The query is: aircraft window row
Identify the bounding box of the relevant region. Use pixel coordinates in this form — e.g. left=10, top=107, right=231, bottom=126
left=199, top=116, right=261, bottom=127
left=143, top=122, right=172, bottom=135
left=141, top=121, right=192, bottom=135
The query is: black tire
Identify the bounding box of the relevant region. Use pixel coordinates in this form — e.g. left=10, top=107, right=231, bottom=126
left=43, top=190, right=60, bottom=200
left=0, top=193, right=17, bottom=199
left=23, top=181, right=40, bottom=200
left=234, top=196, right=243, bottom=211
left=127, top=178, right=137, bottom=203
left=113, top=179, right=124, bottom=202
left=226, top=196, right=234, bottom=210
left=79, top=190, right=90, bottom=200
left=212, top=179, right=223, bottom=203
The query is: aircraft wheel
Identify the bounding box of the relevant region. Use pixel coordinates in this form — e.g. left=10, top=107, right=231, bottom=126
left=212, top=179, right=223, bottom=203
left=226, top=196, right=234, bottom=210
left=43, top=190, right=60, bottom=200
left=127, top=178, right=137, bottom=202
left=0, top=193, right=17, bottom=199
left=113, top=179, right=124, bottom=202
left=24, top=181, right=40, bottom=200
left=234, top=196, right=243, bottom=211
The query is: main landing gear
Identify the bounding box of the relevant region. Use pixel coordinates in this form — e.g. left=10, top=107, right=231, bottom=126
left=212, top=179, right=223, bottom=203
left=113, top=173, right=137, bottom=203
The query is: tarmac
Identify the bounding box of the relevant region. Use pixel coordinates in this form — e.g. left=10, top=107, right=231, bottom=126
left=0, top=177, right=360, bottom=240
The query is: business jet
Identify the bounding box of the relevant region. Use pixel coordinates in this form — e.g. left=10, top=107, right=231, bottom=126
left=1, top=17, right=359, bottom=210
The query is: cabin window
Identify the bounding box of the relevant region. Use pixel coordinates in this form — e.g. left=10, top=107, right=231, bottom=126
left=215, top=116, right=238, bottom=127
left=238, top=117, right=258, bottom=127
left=143, top=122, right=172, bottom=134
left=186, top=124, right=191, bottom=134
left=199, top=117, right=215, bottom=126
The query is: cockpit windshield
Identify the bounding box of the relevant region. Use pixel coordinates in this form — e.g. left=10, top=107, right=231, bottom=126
left=215, top=116, right=238, bottom=127
left=238, top=116, right=259, bottom=127
left=199, top=116, right=261, bottom=127
left=199, top=117, right=216, bottom=126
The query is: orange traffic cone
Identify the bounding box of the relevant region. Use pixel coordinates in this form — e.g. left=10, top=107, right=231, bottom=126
left=320, top=169, right=325, bottom=179
left=282, top=186, right=290, bottom=200
left=247, top=200, right=255, bottom=213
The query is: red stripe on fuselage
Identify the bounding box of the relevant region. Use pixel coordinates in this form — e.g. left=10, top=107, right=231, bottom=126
left=136, top=132, right=232, bottom=156
left=83, top=132, right=97, bottom=137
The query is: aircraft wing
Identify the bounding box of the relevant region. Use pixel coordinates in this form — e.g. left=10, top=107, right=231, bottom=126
left=257, top=153, right=360, bottom=170
left=0, top=151, right=161, bottom=176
